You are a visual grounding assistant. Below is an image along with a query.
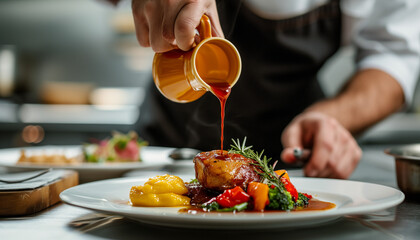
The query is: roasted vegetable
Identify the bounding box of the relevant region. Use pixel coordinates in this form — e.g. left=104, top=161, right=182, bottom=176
left=216, top=186, right=250, bottom=208
left=247, top=182, right=269, bottom=211
left=280, top=176, right=299, bottom=202
left=275, top=169, right=298, bottom=202
left=275, top=169, right=289, bottom=180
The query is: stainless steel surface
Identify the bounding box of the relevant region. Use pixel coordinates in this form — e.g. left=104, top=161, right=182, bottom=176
left=0, top=145, right=419, bottom=240
left=168, top=148, right=201, bottom=160
left=385, top=144, right=420, bottom=160
left=395, top=160, right=420, bottom=197
left=69, top=213, right=123, bottom=233
left=0, top=0, right=153, bottom=149
left=0, top=102, right=140, bottom=148
left=385, top=144, right=420, bottom=197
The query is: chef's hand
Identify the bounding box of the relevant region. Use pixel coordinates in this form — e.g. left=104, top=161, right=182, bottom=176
left=131, top=0, right=223, bottom=52
left=280, top=112, right=362, bottom=179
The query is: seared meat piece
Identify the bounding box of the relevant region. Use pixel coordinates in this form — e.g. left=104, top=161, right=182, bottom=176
left=185, top=183, right=219, bottom=205
left=194, top=150, right=260, bottom=191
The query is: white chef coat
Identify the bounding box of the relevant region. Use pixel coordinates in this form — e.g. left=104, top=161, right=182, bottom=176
left=245, top=0, right=420, bottom=104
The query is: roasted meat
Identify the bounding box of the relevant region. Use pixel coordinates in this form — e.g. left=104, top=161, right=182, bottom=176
left=193, top=150, right=260, bottom=191
left=185, top=183, right=219, bottom=205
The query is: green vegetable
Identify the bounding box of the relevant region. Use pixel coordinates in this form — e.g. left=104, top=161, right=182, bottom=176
left=85, top=152, right=97, bottom=163
left=189, top=179, right=199, bottom=184
left=217, top=202, right=248, bottom=212
left=114, top=139, right=128, bottom=150
left=202, top=201, right=249, bottom=212
left=202, top=201, right=220, bottom=211
left=295, top=193, right=310, bottom=208
left=267, top=185, right=294, bottom=210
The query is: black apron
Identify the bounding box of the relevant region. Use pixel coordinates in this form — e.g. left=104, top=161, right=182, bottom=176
left=136, top=0, right=341, bottom=165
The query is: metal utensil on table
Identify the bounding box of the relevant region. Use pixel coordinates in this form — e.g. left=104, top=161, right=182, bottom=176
left=69, top=213, right=123, bottom=233
left=292, top=148, right=311, bottom=166
left=168, top=148, right=201, bottom=160
left=0, top=168, right=51, bottom=184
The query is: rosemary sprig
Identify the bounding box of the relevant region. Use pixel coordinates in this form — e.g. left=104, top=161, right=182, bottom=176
left=229, top=137, right=281, bottom=188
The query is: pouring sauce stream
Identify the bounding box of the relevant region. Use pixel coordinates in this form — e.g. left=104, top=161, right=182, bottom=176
left=208, top=82, right=231, bottom=151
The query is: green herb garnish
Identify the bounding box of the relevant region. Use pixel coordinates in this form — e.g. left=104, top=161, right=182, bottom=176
left=229, top=138, right=301, bottom=211
left=229, top=137, right=280, bottom=188
left=189, top=178, right=199, bottom=184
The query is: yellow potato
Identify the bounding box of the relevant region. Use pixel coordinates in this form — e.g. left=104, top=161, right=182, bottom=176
left=130, top=192, right=191, bottom=207
left=130, top=174, right=190, bottom=207
left=138, top=174, right=189, bottom=195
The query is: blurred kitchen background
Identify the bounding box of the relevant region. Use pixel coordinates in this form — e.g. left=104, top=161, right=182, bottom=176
left=1, top=0, right=420, bottom=148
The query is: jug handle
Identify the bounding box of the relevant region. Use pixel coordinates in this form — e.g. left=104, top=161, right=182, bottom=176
left=197, top=15, right=212, bottom=41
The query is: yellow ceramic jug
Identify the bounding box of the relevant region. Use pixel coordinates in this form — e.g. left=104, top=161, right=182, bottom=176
left=152, top=15, right=242, bottom=103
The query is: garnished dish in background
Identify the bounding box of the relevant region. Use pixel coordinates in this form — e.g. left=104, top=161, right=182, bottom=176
left=83, top=131, right=147, bottom=163
left=130, top=138, right=335, bottom=213
left=17, top=131, right=147, bottom=165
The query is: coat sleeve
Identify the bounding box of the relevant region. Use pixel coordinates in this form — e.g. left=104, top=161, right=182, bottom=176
left=353, top=0, right=420, bottom=105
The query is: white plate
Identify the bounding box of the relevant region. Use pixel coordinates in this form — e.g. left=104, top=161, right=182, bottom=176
left=60, top=176, right=405, bottom=229
left=0, top=146, right=173, bottom=182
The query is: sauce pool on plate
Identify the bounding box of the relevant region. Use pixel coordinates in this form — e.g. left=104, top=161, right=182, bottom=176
left=179, top=199, right=336, bottom=214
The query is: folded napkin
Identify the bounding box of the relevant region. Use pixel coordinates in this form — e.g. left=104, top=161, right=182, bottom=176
left=0, top=170, right=66, bottom=191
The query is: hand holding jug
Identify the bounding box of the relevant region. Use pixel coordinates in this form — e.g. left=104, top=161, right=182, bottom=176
left=152, top=15, right=242, bottom=103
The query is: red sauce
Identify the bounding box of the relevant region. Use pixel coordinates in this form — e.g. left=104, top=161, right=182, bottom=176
left=178, top=199, right=336, bottom=214
left=212, top=151, right=230, bottom=160
left=208, top=82, right=231, bottom=151
left=194, top=150, right=254, bottom=163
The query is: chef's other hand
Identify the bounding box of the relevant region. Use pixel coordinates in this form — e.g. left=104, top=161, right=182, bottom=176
left=131, top=0, right=223, bottom=52
left=280, top=112, right=362, bottom=179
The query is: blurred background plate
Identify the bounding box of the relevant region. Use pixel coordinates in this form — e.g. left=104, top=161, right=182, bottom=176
left=0, top=146, right=173, bottom=183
